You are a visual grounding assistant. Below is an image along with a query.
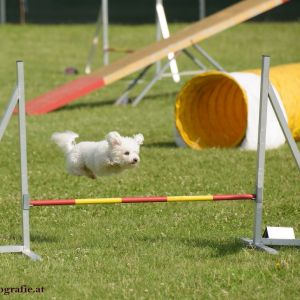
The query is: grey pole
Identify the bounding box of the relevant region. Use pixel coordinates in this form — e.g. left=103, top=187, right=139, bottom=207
left=253, top=55, right=270, bottom=246
left=268, top=86, right=300, bottom=170
left=132, top=55, right=177, bottom=106
left=102, top=0, right=109, bottom=66
left=199, top=0, right=205, bottom=20
left=0, top=62, right=41, bottom=260
left=182, top=49, right=207, bottom=70
left=0, top=0, right=6, bottom=24
left=242, top=55, right=300, bottom=254
left=85, top=3, right=103, bottom=74
left=0, top=87, right=18, bottom=141
left=241, top=55, right=279, bottom=254
left=115, top=64, right=153, bottom=105
left=17, top=61, right=30, bottom=252
left=156, top=0, right=162, bottom=74
left=17, top=61, right=41, bottom=261
left=193, top=44, right=225, bottom=71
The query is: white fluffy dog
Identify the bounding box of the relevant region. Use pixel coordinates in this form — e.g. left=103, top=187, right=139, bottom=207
left=51, top=131, right=144, bottom=179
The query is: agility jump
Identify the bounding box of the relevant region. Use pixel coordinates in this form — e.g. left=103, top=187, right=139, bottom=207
left=0, top=57, right=299, bottom=261
left=25, top=0, right=288, bottom=115
left=30, top=194, right=255, bottom=206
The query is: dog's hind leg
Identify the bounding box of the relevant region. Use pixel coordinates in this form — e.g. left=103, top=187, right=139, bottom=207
left=81, top=165, right=97, bottom=179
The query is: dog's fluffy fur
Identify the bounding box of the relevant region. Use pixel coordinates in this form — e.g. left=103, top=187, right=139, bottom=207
left=51, top=131, right=144, bottom=179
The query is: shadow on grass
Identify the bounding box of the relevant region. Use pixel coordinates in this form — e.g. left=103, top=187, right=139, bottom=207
left=31, top=233, right=60, bottom=244
left=137, top=235, right=244, bottom=257
left=56, top=98, right=116, bottom=112
left=144, top=142, right=177, bottom=148
left=55, top=91, right=178, bottom=112
left=0, top=233, right=59, bottom=245
left=180, top=237, right=245, bottom=257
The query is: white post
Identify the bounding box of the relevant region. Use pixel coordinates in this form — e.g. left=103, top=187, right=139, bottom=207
left=17, top=61, right=41, bottom=261
left=102, top=0, right=109, bottom=66
left=155, top=0, right=162, bottom=74
left=0, top=62, right=41, bottom=260
left=156, top=0, right=180, bottom=83
left=85, top=2, right=102, bottom=74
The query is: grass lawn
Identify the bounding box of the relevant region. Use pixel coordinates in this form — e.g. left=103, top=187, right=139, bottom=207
left=0, top=22, right=300, bottom=299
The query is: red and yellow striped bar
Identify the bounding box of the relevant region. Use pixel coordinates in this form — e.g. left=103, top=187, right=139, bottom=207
left=30, top=194, right=255, bottom=206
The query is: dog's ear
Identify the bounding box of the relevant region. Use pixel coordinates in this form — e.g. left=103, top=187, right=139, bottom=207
left=133, top=133, right=144, bottom=145
left=106, top=131, right=122, bottom=147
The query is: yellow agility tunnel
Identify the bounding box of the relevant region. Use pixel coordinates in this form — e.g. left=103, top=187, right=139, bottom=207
left=175, top=63, right=300, bottom=150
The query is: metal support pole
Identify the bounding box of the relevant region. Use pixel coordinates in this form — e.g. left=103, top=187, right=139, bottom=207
left=242, top=55, right=300, bottom=254
left=122, top=42, right=223, bottom=106
left=155, top=0, right=162, bottom=74
left=156, top=0, right=180, bottom=83
left=193, top=44, right=225, bottom=71
left=115, top=64, right=153, bottom=105
left=18, top=62, right=30, bottom=253
left=253, top=55, right=270, bottom=247
left=0, top=61, right=41, bottom=261
left=182, top=49, right=207, bottom=70
left=241, top=55, right=278, bottom=254
left=199, top=0, right=205, bottom=20
left=102, top=0, right=109, bottom=66
left=132, top=55, right=178, bottom=106
left=268, top=86, right=300, bottom=170
left=0, top=0, right=6, bottom=24
left=19, top=0, right=26, bottom=24
left=85, top=3, right=103, bottom=74
left=17, top=61, right=41, bottom=261
left=0, top=86, right=18, bottom=141
left=85, top=0, right=109, bottom=72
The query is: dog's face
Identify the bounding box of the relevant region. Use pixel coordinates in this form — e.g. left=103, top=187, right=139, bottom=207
left=106, top=132, right=144, bottom=168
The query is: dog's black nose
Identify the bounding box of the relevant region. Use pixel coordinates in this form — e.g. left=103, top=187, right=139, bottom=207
left=132, top=158, right=138, bottom=164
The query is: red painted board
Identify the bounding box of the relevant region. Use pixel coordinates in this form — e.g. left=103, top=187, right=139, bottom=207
left=25, top=75, right=105, bottom=115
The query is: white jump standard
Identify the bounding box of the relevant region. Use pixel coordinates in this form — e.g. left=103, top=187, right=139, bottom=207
left=0, top=62, right=41, bottom=261
left=241, top=55, right=300, bottom=253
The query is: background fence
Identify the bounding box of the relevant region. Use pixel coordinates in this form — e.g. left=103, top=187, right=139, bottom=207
left=2, top=0, right=299, bottom=24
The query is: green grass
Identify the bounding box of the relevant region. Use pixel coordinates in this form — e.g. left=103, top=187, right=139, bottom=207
left=0, top=22, right=300, bottom=299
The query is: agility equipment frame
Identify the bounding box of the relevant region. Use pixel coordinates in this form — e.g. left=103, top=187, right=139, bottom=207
left=0, top=62, right=41, bottom=260
left=0, top=56, right=299, bottom=260
left=85, top=0, right=222, bottom=106
left=241, top=55, right=300, bottom=253
left=85, top=0, right=207, bottom=74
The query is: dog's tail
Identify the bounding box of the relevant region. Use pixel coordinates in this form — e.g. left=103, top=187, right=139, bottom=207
left=51, top=131, right=79, bottom=153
